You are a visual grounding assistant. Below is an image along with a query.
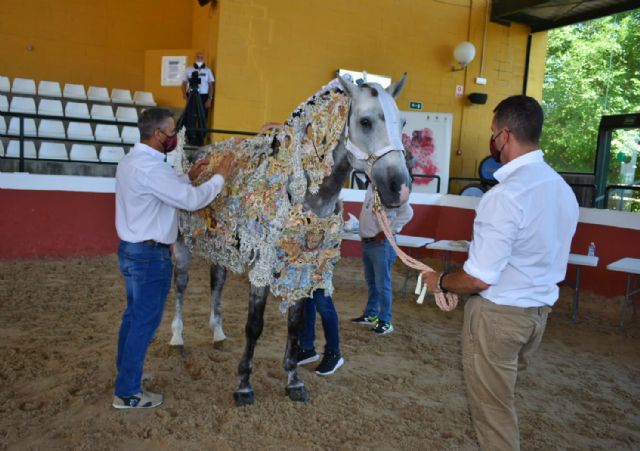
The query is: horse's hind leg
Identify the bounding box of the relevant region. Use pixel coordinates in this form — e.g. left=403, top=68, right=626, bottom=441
left=170, top=237, right=192, bottom=347
left=234, top=284, right=268, bottom=406
left=284, top=299, right=309, bottom=402
left=209, top=263, right=227, bottom=344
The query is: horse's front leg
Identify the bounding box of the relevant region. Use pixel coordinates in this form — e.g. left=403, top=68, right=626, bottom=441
left=234, top=284, right=268, bottom=406
left=284, top=299, right=309, bottom=402
left=209, top=263, right=227, bottom=345
left=170, top=236, right=192, bottom=348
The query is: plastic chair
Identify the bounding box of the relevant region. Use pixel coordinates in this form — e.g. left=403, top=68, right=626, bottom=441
left=67, top=122, right=94, bottom=141
left=0, top=140, right=4, bottom=157
left=0, top=117, right=6, bottom=135
left=38, top=80, right=62, bottom=97
left=111, top=88, right=133, bottom=104
left=9, top=96, right=36, bottom=114
left=0, top=76, right=10, bottom=93
left=99, top=146, right=125, bottom=163
left=70, top=144, right=99, bottom=162
left=133, top=91, right=156, bottom=106
left=38, top=119, right=66, bottom=139
left=115, top=106, right=138, bottom=123
left=39, top=142, right=68, bottom=160
left=63, top=83, right=87, bottom=100
left=11, top=78, right=36, bottom=95
left=6, top=140, right=37, bottom=158
left=8, top=117, right=37, bottom=137
left=87, top=86, right=110, bottom=102
left=65, top=102, right=90, bottom=119
left=0, top=95, right=8, bottom=112
left=121, top=126, right=140, bottom=144
left=38, top=99, right=64, bottom=117
left=91, top=104, right=115, bottom=121
left=95, top=124, right=121, bottom=143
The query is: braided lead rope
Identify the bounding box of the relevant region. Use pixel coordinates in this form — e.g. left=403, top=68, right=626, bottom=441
left=373, top=199, right=459, bottom=312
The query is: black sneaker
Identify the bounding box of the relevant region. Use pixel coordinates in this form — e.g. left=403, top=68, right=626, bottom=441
left=297, top=348, right=320, bottom=366
left=315, top=352, right=344, bottom=376
left=373, top=320, right=394, bottom=335
left=351, top=314, right=378, bottom=326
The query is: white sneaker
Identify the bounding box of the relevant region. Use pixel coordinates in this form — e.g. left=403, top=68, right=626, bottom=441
left=112, top=390, right=163, bottom=409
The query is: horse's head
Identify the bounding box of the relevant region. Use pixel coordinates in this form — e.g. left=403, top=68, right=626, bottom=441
left=339, top=74, right=411, bottom=208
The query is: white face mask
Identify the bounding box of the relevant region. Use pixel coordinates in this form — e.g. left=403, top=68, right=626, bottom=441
left=196, top=61, right=204, bottom=68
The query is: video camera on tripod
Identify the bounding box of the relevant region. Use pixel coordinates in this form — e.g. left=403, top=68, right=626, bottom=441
left=178, top=70, right=207, bottom=146
left=187, top=70, right=201, bottom=94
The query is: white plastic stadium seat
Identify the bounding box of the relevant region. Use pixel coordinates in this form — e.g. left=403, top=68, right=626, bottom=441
left=38, top=119, right=66, bottom=139
left=91, top=104, right=115, bottom=121
left=95, top=124, right=121, bottom=143
left=9, top=96, right=36, bottom=114
left=133, top=91, right=156, bottom=106
left=63, top=83, right=87, bottom=100
left=0, top=117, right=6, bottom=134
left=99, top=146, right=125, bottom=163
left=111, top=88, right=133, bottom=104
left=67, top=122, right=94, bottom=141
left=115, top=106, right=138, bottom=123
left=0, top=95, right=7, bottom=112
left=65, top=101, right=90, bottom=119
left=11, top=78, right=36, bottom=95
left=0, top=76, right=10, bottom=93
left=0, top=140, right=4, bottom=157
left=38, top=99, right=64, bottom=117
left=38, top=80, right=62, bottom=98
left=6, top=140, right=37, bottom=158
left=39, top=142, right=68, bottom=160
left=70, top=144, right=98, bottom=162
left=87, top=86, right=110, bottom=102
left=8, top=117, right=37, bottom=136
left=120, top=126, right=140, bottom=144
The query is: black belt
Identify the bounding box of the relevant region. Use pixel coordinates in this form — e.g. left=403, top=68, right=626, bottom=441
left=362, top=237, right=380, bottom=243
left=142, top=240, right=170, bottom=248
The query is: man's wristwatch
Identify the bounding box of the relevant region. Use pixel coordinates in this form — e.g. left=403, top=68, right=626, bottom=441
left=437, top=271, right=449, bottom=293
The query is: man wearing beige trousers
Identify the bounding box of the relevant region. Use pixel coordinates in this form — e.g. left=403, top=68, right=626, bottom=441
left=423, top=95, right=579, bottom=450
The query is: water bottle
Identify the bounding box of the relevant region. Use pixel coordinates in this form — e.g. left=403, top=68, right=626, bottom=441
left=587, top=242, right=596, bottom=257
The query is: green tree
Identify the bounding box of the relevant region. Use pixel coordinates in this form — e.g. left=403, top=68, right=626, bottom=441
left=541, top=9, right=640, bottom=173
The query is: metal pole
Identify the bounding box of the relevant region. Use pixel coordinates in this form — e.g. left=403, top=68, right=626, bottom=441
left=19, top=116, right=24, bottom=172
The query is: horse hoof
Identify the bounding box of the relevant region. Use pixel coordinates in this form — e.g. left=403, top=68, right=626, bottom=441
left=286, top=385, right=309, bottom=403
left=213, top=339, right=226, bottom=350
left=233, top=390, right=255, bottom=406
left=170, top=345, right=187, bottom=357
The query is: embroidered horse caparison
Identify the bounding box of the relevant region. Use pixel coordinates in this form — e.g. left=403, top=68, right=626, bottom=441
left=171, top=75, right=412, bottom=405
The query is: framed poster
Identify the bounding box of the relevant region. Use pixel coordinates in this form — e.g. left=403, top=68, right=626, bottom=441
left=161, top=56, right=187, bottom=86
left=402, top=111, right=453, bottom=194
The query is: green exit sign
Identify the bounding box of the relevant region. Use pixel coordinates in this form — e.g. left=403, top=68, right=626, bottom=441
left=409, top=101, right=422, bottom=110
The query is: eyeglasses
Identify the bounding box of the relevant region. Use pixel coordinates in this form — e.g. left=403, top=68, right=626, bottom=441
left=157, top=128, right=176, bottom=138
left=490, top=128, right=509, bottom=142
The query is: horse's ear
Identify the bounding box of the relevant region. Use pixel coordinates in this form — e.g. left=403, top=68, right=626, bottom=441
left=386, top=72, right=408, bottom=99
left=338, top=75, right=355, bottom=97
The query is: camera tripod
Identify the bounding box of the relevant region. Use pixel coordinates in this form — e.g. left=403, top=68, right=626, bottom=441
left=177, top=74, right=208, bottom=146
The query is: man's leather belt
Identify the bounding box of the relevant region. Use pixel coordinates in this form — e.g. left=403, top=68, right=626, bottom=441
left=362, top=237, right=379, bottom=244
left=142, top=240, right=170, bottom=248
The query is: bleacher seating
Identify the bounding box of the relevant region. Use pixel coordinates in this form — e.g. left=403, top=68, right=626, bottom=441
left=0, top=140, right=4, bottom=156
left=121, top=126, right=140, bottom=144
left=111, top=89, right=133, bottom=104
left=116, top=106, right=138, bottom=123
left=39, top=142, right=68, bottom=160
left=38, top=120, right=66, bottom=139
left=65, top=102, right=90, bottom=119
left=70, top=144, right=99, bottom=162
left=0, top=95, right=8, bottom=112
left=67, top=122, right=94, bottom=141
left=95, top=124, right=121, bottom=143
left=8, top=117, right=37, bottom=136
left=9, top=96, right=36, bottom=114
left=38, top=81, right=62, bottom=98
left=63, top=83, right=87, bottom=100
left=0, top=76, right=10, bottom=93
left=11, top=78, right=36, bottom=95
left=6, top=140, right=37, bottom=158
left=133, top=91, right=156, bottom=106
left=99, top=146, right=125, bottom=163
left=87, top=86, right=110, bottom=102
left=91, top=104, right=115, bottom=121
left=38, top=99, right=64, bottom=117
left=0, top=117, right=5, bottom=135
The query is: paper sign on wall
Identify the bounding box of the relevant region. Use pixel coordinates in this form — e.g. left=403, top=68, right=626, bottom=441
left=161, top=56, right=187, bottom=86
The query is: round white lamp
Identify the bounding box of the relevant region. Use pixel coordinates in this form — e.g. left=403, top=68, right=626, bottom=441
left=452, top=41, right=476, bottom=71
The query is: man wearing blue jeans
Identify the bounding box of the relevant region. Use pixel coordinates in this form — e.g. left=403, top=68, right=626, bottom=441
left=352, top=184, right=413, bottom=334
left=297, top=289, right=344, bottom=376
left=113, top=108, right=236, bottom=409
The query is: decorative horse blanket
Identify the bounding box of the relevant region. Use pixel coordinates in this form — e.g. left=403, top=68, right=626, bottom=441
left=176, top=79, right=350, bottom=305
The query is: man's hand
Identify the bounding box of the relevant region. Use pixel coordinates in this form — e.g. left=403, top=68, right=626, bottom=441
left=212, top=154, right=237, bottom=180
left=188, top=158, right=210, bottom=181
left=205, top=98, right=212, bottom=109
left=422, top=270, right=440, bottom=293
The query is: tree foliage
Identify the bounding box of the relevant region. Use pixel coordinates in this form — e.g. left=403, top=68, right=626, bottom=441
left=541, top=9, right=640, bottom=173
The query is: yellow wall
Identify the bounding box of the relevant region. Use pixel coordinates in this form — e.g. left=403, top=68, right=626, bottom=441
left=143, top=49, right=197, bottom=108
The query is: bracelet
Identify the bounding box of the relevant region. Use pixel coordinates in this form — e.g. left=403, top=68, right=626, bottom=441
left=437, top=271, right=449, bottom=293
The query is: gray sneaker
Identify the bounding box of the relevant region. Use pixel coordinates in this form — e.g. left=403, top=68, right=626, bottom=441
left=112, top=390, right=163, bottom=409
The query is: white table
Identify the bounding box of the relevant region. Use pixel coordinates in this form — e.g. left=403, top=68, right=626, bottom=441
left=426, top=239, right=470, bottom=271
left=606, top=257, right=640, bottom=328
left=566, top=253, right=599, bottom=322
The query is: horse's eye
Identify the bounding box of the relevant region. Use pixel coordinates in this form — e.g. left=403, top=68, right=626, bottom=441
left=359, top=118, right=372, bottom=129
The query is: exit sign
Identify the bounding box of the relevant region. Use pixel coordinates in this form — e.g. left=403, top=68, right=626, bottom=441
left=409, top=101, right=422, bottom=110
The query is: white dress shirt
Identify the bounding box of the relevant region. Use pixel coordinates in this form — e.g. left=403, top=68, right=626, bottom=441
left=359, top=185, right=414, bottom=238
left=463, top=150, right=579, bottom=307
left=183, top=66, right=215, bottom=95
left=115, top=143, right=224, bottom=245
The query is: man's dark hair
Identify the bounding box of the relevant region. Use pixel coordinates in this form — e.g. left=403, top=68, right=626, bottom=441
left=493, top=95, right=543, bottom=146
left=138, top=108, right=174, bottom=141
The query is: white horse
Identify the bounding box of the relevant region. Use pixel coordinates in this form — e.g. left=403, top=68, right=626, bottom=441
left=171, top=75, right=412, bottom=405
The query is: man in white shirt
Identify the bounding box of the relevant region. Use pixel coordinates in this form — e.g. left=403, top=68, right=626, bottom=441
left=113, top=108, right=236, bottom=410
left=351, top=184, right=414, bottom=335
left=423, top=96, right=579, bottom=450
left=182, top=51, right=215, bottom=145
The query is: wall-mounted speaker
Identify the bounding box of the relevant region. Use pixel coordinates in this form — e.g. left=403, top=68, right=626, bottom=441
left=468, top=93, right=488, bottom=104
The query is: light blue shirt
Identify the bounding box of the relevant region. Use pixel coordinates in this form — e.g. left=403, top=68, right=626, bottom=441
left=463, top=150, right=579, bottom=307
